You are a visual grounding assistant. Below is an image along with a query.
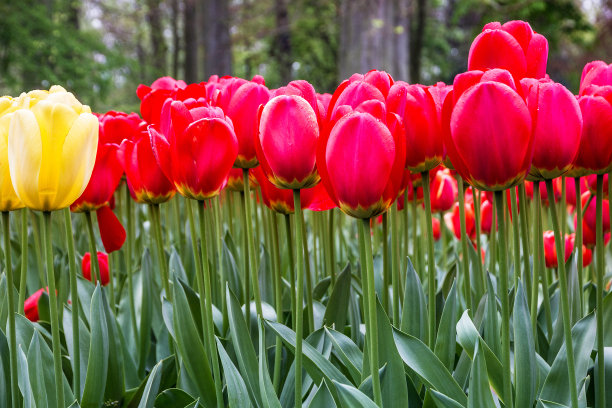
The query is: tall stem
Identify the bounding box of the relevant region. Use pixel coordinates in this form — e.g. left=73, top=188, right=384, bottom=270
left=42, top=211, right=65, bottom=408
left=300, top=208, right=314, bottom=333
left=293, top=189, right=305, bottom=408
left=18, top=209, right=28, bottom=313
left=3, top=212, right=18, bottom=408
left=197, top=202, right=224, bottom=408
left=574, top=178, right=583, bottom=313
left=63, top=208, right=80, bottom=398
left=284, top=214, right=296, bottom=327
left=327, top=210, right=336, bottom=285
left=456, top=175, right=473, bottom=311
left=360, top=218, right=383, bottom=406
left=124, top=184, right=138, bottom=342
left=150, top=204, right=170, bottom=298
left=493, top=192, right=513, bottom=407
left=84, top=211, right=100, bottom=284
left=421, top=171, right=437, bottom=348
left=239, top=190, right=250, bottom=316
left=243, top=169, right=263, bottom=318
left=518, top=184, right=532, bottom=304
left=390, top=203, right=401, bottom=325
left=271, top=213, right=283, bottom=391
left=510, top=188, right=521, bottom=290
left=489, top=199, right=497, bottom=276
left=596, top=175, right=606, bottom=408
left=546, top=179, right=580, bottom=408
left=381, top=212, right=390, bottom=312
left=473, top=187, right=484, bottom=279
left=30, top=211, right=45, bottom=288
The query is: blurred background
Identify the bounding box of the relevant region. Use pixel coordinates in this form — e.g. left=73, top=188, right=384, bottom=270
left=0, top=0, right=609, bottom=112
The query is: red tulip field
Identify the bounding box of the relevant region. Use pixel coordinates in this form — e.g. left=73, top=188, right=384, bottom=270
left=2, top=19, right=612, bottom=408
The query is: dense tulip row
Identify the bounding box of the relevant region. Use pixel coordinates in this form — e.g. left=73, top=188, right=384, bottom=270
left=1, top=19, right=612, bottom=408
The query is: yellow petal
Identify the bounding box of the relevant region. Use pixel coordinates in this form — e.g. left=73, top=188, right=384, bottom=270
left=8, top=109, right=43, bottom=209
left=54, top=113, right=99, bottom=209
left=0, top=114, right=23, bottom=211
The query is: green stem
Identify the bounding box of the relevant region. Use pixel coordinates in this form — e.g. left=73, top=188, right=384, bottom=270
left=84, top=211, right=100, bottom=284
left=284, top=214, right=296, bottom=328
left=239, top=190, right=250, bottom=318
left=271, top=213, right=283, bottom=392
left=472, top=186, right=484, bottom=285
left=30, top=211, right=45, bottom=287
left=150, top=204, right=171, bottom=298
left=533, top=183, right=553, bottom=341
left=456, top=175, right=473, bottom=311
left=3, top=212, right=18, bottom=408
left=360, top=218, right=382, bottom=406
left=42, top=211, right=65, bottom=408
left=574, top=178, right=583, bottom=315
left=411, top=193, right=418, bottom=273
left=300, top=207, right=314, bottom=333
left=421, top=171, right=437, bottom=348
left=596, top=175, right=606, bottom=408
left=18, top=209, right=28, bottom=314
left=489, top=198, right=497, bottom=277
left=63, top=208, right=80, bottom=398
left=197, top=201, right=224, bottom=408
left=327, top=210, right=336, bottom=285
left=510, top=188, right=521, bottom=291
left=124, top=185, right=138, bottom=343
left=518, top=183, right=532, bottom=305
left=390, top=203, right=401, bottom=325
left=293, top=189, right=305, bottom=408
left=381, top=212, right=390, bottom=312
left=561, top=177, right=567, bottom=238
left=546, top=179, right=579, bottom=408
left=493, top=192, right=513, bottom=407
left=243, top=169, right=263, bottom=318
left=213, top=197, right=227, bottom=331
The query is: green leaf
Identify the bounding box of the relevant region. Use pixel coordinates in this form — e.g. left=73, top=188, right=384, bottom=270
left=536, top=400, right=569, bottom=408
left=0, top=328, right=9, bottom=408
left=400, top=257, right=428, bottom=343
left=102, top=288, right=126, bottom=401
left=216, top=338, right=252, bottom=408
left=325, top=328, right=363, bottom=384
left=429, top=390, right=466, bottom=408
left=323, top=264, right=352, bottom=331
left=308, top=381, right=336, bottom=408
left=333, top=380, right=379, bottom=408
left=540, top=313, right=596, bottom=406
left=258, top=320, right=282, bottom=408
left=484, top=274, right=500, bottom=359
left=137, top=250, right=153, bottom=375
left=392, top=328, right=467, bottom=406
left=27, top=331, right=52, bottom=408
left=81, top=285, right=109, bottom=408
left=513, top=282, right=536, bottom=408
left=467, top=341, right=496, bottom=408
left=154, top=388, right=196, bottom=408
left=17, top=346, right=35, bottom=408
left=171, top=277, right=216, bottom=408
left=137, top=359, right=163, bottom=408
left=62, top=305, right=91, bottom=398
left=435, top=281, right=458, bottom=371
left=226, top=286, right=263, bottom=408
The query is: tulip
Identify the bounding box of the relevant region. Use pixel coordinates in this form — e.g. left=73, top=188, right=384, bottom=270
left=226, top=80, right=270, bottom=168
left=150, top=99, right=238, bottom=200
left=0, top=97, right=24, bottom=212
left=543, top=230, right=572, bottom=268
left=137, top=76, right=187, bottom=124
left=8, top=86, right=99, bottom=211
left=567, top=233, right=593, bottom=267
left=444, top=69, right=534, bottom=191
left=82, top=251, right=110, bottom=285
left=468, top=20, right=548, bottom=80
left=521, top=78, right=582, bottom=181
left=429, top=168, right=457, bottom=213
left=387, top=82, right=443, bottom=172
left=581, top=192, right=610, bottom=235
left=226, top=168, right=258, bottom=192
left=432, top=217, right=441, bottom=241
left=256, top=93, right=320, bottom=189
left=118, top=129, right=176, bottom=204
left=579, top=61, right=612, bottom=94
left=24, top=288, right=48, bottom=322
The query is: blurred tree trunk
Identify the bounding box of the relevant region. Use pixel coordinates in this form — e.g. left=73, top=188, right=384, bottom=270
left=171, top=0, right=180, bottom=78
left=338, top=0, right=410, bottom=81
left=146, top=0, right=167, bottom=78
left=184, top=0, right=198, bottom=82
left=201, top=0, right=232, bottom=78
left=273, top=0, right=292, bottom=84
left=410, top=0, right=426, bottom=83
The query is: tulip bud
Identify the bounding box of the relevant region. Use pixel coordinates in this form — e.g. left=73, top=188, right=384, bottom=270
left=24, top=288, right=48, bottom=322
left=82, top=251, right=110, bottom=286
left=579, top=61, right=612, bottom=94
left=543, top=230, right=572, bottom=268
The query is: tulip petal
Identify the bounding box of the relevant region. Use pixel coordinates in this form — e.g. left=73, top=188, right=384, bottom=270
left=97, top=205, right=126, bottom=253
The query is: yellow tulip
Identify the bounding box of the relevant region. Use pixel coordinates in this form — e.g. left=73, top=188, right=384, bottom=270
left=0, top=96, right=24, bottom=212
left=8, top=87, right=99, bottom=211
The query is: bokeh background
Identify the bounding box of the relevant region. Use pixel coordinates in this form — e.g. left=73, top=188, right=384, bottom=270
left=0, top=0, right=609, bottom=112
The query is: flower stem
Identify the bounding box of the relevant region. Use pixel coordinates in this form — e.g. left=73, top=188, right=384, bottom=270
left=84, top=211, right=100, bottom=284
left=518, top=183, right=532, bottom=305
left=472, top=187, right=484, bottom=287
left=390, top=202, right=401, bottom=325
left=575, top=177, right=583, bottom=314
left=382, top=212, right=390, bottom=312
left=197, top=201, right=225, bottom=408
left=243, top=169, right=263, bottom=318
left=42, top=211, right=65, bottom=408
left=18, top=209, right=28, bottom=313
left=493, top=192, right=513, bottom=407
left=124, top=185, right=138, bottom=343
left=359, top=218, right=382, bottom=406
left=149, top=204, right=171, bottom=298
left=421, top=171, right=437, bottom=348
left=271, top=212, right=283, bottom=392
left=284, top=214, right=296, bottom=328
left=510, top=188, right=521, bottom=291
left=327, top=210, right=336, bottom=285
left=456, top=175, right=474, bottom=311
left=596, top=175, right=606, bottom=408
left=546, top=179, right=579, bottom=408
left=300, top=207, right=314, bottom=333
left=63, top=208, right=81, bottom=398
left=3, top=212, right=19, bottom=408
left=293, top=189, right=305, bottom=408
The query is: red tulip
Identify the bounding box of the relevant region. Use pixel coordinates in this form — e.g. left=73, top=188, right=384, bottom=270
left=118, top=129, right=176, bottom=204
left=150, top=99, right=238, bottom=200
left=571, top=85, right=612, bottom=176
left=137, top=77, right=187, bottom=124
left=543, top=230, right=572, bottom=268
left=387, top=82, right=443, bottom=172
left=444, top=190, right=493, bottom=241
left=567, top=233, right=593, bottom=267
left=520, top=78, right=582, bottom=180
left=24, top=288, right=48, bottom=322
left=318, top=101, right=406, bottom=219
left=256, top=91, right=320, bottom=189
left=326, top=71, right=392, bottom=121
left=225, top=168, right=258, bottom=192
left=468, top=20, right=548, bottom=80
left=226, top=80, right=271, bottom=168
left=579, top=61, right=612, bottom=94
left=429, top=168, right=457, bottom=213
left=432, top=217, right=441, bottom=241
left=444, top=69, right=534, bottom=191
left=82, top=251, right=110, bottom=286
left=581, top=191, right=610, bottom=234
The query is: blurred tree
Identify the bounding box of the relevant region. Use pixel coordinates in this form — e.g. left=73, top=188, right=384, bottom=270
left=202, top=0, right=232, bottom=77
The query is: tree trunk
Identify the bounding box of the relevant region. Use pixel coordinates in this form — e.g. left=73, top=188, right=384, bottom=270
left=202, top=0, right=232, bottom=78
left=273, top=0, right=292, bottom=84
left=410, top=0, right=426, bottom=83
left=146, top=0, right=167, bottom=78
left=184, top=0, right=198, bottom=82
left=171, top=0, right=180, bottom=78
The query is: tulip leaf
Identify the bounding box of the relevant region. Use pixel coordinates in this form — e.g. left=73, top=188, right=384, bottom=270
left=323, top=263, right=352, bottom=331
left=27, top=331, right=52, bottom=408
left=467, top=341, right=496, bottom=408
left=137, top=250, right=153, bottom=376
left=400, top=257, right=428, bottom=342
left=392, top=327, right=467, bottom=406
left=0, top=325, right=11, bottom=408
left=154, top=388, right=197, bottom=408
left=102, top=287, right=126, bottom=402
left=81, top=285, right=109, bottom=408
left=17, top=345, right=35, bottom=408
left=258, top=320, right=282, bottom=408
left=62, top=305, right=91, bottom=398
left=137, top=359, right=163, bottom=408
left=513, top=281, right=536, bottom=408
left=434, top=281, right=458, bottom=371
left=333, top=380, right=379, bottom=408
left=429, top=390, right=466, bottom=408
left=537, top=400, right=569, bottom=408
left=307, top=380, right=337, bottom=408
left=325, top=327, right=363, bottom=384
left=216, top=337, right=252, bottom=408
left=483, top=274, right=501, bottom=359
